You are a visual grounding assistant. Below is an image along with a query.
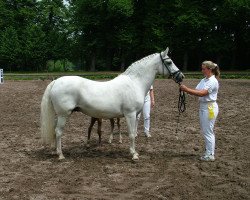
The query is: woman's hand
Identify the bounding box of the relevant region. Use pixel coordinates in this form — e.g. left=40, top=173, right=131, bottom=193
left=180, top=84, right=189, bottom=92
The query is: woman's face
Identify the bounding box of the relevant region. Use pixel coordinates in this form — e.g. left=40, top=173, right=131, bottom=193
left=201, top=64, right=212, bottom=77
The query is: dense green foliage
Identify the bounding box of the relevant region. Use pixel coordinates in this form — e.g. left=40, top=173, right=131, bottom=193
left=0, top=0, right=249, bottom=72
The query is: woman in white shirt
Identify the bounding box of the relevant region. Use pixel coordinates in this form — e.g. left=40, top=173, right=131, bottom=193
left=180, top=61, right=220, bottom=161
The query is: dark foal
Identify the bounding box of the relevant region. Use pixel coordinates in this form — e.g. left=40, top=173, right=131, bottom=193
left=87, top=117, right=121, bottom=144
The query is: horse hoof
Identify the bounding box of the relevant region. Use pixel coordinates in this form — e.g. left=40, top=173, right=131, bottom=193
left=59, top=155, right=65, bottom=160
left=86, top=143, right=90, bottom=148
left=132, top=153, right=139, bottom=161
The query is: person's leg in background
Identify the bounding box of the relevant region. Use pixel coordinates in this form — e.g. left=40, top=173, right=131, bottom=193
left=143, top=99, right=151, bottom=137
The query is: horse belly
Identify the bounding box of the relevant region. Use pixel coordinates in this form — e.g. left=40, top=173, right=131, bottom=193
left=78, top=96, right=123, bottom=118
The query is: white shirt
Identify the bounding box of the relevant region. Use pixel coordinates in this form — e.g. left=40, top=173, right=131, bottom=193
left=195, top=75, right=219, bottom=102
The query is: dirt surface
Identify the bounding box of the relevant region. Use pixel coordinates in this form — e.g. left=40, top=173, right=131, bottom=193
left=0, top=79, right=249, bottom=200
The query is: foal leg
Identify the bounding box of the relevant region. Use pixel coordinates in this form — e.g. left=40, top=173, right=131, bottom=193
left=55, top=116, right=67, bottom=160
left=109, top=118, right=115, bottom=144
left=125, top=113, right=139, bottom=161
left=97, top=118, right=102, bottom=144
left=117, top=118, right=122, bottom=143
left=87, top=117, right=97, bottom=144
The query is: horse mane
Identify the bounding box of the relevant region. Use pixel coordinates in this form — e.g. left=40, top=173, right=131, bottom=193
left=122, top=53, right=159, bottom=76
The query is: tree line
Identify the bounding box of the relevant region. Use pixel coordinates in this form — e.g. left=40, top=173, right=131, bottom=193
left=0, top=0, right=249, bottom=72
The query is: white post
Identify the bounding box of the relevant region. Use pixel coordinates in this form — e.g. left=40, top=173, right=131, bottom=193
left=0, top=69, right=3, bottom=84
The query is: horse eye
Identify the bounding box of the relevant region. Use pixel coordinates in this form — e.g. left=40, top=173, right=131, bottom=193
left=166, top=59, right=172, bottom=64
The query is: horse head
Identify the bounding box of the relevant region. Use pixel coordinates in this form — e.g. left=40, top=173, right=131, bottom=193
left=159, top=48, right=184, bottom=83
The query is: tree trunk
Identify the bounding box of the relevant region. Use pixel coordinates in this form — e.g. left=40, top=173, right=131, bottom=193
left=216, top=54, right=222, bottom=66
left=90, top=53, right=96, bottom=72
left=53, top=60, right=56, bottom=71
left=231, top=48, right=236, bottom=70
left=120, top=49, right=125, bottom=72
left=105, top=49, right=113, bottom=71
left=183, top=51, right=188, bottom=71
left=63, top=59, right=66, bottom=71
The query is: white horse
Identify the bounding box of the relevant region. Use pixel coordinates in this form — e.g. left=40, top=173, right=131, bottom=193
left=40, top=48, right=184, bottom=160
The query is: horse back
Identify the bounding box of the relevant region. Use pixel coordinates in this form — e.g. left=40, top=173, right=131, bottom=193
left=50, top=76, right=144, bottom=118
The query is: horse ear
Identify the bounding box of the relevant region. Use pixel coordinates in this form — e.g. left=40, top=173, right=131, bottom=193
left=162, top=47, right=169, bottom=58
left=165, top=47, right=169, bottom=54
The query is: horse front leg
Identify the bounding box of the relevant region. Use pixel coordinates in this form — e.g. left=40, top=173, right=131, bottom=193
left=125, top=113, right=139, bottom=161
left=108, top=118, right=115, bottom=144
left=55, top=116, right=67, bottom=160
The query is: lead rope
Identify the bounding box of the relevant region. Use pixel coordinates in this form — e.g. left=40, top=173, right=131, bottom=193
left=176, top=83, right=186, bottom=134
left=178, top=83, right=186, bottom=113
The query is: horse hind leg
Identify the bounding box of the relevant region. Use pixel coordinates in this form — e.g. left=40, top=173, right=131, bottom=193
left=55, top=116, right=67, bottom=160
left=109, top=118, right=115, bottom=144
left=117, top=118, right=122, bottom=143
left=87, top=117, right=97, bottom=144
left=97, top=119, right=102, bottom=144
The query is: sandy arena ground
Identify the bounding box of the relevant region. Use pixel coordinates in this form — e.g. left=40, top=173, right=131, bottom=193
left=0, top=79, right=249, bottom=200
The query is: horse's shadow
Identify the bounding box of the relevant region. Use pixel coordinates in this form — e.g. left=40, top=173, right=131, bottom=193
left=29, top=141, right=198, bottom=163
left=158, top=150, right=198, bottom=161
left=30, top=141, right=131, bottom=161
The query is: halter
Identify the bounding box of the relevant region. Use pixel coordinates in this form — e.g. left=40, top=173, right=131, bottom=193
left=160, top=53, right=181, bottom=83
left=159, top=52, right=186, bottom=132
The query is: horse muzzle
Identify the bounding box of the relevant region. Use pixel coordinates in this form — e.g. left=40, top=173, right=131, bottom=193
left=173, top=71, right=184, bottom=84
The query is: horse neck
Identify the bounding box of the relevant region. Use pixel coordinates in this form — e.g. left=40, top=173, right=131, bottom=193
left=123, top=54, right=158, bottom=94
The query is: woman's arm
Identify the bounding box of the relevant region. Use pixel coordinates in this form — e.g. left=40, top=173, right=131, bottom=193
left=180, top=84, right=208, bottom=97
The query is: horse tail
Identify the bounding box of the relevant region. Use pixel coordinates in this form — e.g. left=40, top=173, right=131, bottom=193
left=40, top=80, right=56, bottom=146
